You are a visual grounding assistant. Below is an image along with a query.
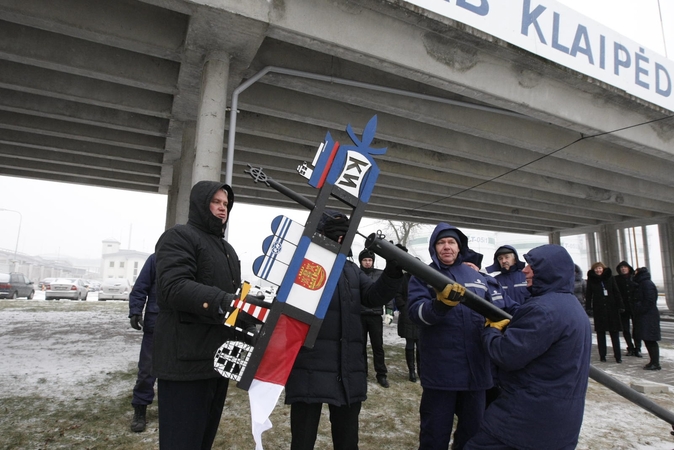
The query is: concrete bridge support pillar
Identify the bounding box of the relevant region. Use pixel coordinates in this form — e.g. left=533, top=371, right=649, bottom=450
left=548, top=231, right=561, bottom=245
left=599, top=225, right=620, bottom=267
left=659, top=220, right=674, bottom=311
left=642, top=226, right=651, bottom=269
left=192, top=52, right=230, bottom=184
left=166, top=121, right=196, bottom=228
left=587, top=231, right=598, bottom=265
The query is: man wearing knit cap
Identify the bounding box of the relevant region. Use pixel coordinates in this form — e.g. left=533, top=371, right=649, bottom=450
left=485, top=245, right=530, bottom=305
left=358, top=248, right=391, bottom=388
left=408, top=222, right=494, bottom=450
left=284, top=210, right=404, bottom=449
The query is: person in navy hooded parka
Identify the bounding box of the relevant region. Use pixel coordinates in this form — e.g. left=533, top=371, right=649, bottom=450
left=465, top=244, right=592, bottom=450
left=485, top=245, right=529, bottom=305
left=408, top=223, right=493, bottom=450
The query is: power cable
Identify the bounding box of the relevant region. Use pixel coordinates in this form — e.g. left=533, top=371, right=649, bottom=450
left=408, top=114, right=674, bottom=213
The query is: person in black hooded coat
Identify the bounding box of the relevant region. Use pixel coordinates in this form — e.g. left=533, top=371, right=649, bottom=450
left=153, top=180, right=253, bottom=450
left=284, top=210, right=404, bottom=450
left=586, top=262, right=624, bottom=363
left=614, top=261, right=640, bottom=357
left=632, top=267, right=662, bottom=370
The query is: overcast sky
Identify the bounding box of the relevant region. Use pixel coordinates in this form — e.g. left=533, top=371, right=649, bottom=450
left=1, top=0, right=672, bottom=270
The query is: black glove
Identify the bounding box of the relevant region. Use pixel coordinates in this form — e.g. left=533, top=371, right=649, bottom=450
left=383, top=243, right=408, bottom=278
left=243, top=294, right=267, bottom=307
left=130, top=314, right=143, bottom=330
left=243, top=325, right=259, bottom=346
left=218, top=293, right=238, bottom=316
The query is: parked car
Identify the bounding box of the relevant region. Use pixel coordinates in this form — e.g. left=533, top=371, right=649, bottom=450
left=98, top=278, right=132, bottom=301
left=45, top=278, right=89, bottom=301
left=86, top=280, right=101, bottom=292
left=0, top=272, right=35, bottom=299
left=39, top=278, right=57, bottom=290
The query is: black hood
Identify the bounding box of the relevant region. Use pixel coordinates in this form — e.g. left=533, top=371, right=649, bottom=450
left=187, top=180, right=234, bottom=238
left=634, top=267, right=652, bottom=283
left=616, top=261, right=635, bottom=276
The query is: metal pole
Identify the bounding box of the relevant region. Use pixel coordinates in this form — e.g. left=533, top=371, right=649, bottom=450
left=365, top=234, right=674, bottom=429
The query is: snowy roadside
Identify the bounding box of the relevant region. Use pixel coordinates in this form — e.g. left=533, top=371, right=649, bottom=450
left=1, top=301, right=674, bottom=449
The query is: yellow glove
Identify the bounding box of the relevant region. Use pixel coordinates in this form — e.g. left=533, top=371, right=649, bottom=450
left=435, top=283, right=466, bottom=307
left=485, top=318, right=510, bottom=332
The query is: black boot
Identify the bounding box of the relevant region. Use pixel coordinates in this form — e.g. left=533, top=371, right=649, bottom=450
left=130, top=404, right=147, bottom=432
left=376, top=374, right=390, bottom=388
left=405, top=349, right=417, bottom=382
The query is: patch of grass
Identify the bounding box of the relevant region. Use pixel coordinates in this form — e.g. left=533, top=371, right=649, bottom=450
left=0, top=344, right=424, bottom=449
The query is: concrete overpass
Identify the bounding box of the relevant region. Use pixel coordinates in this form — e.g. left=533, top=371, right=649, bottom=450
left=1, top=0, right=674, bottom=301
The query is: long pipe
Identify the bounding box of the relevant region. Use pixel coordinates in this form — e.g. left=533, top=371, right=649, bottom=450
left=364, top=234, right=674, bottom=429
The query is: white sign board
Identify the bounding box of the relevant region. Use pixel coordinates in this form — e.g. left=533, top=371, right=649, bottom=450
left=405, top=0, right=673, bottom=112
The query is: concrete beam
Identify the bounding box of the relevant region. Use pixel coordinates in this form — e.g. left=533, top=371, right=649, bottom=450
left=237, top=83, right=674, bottom=211
left=0, top=20, right=180, bottom=93
left=263, top=74, right=674, bottom=187
left=0, top=110, right=165, bottom=151
left=0, top=0, right=188, bottom=60
left=0, top=142, right=161, bottom=176
left=232, top=111, right=659, bottom=219
left=0, top=128, right=163, bottom=164
left=0, top=88, right=168, bottom=136
left=0, top=166, right=160, bottom=193
left=0, top=60, right=173, bottom=117
left=0, top=155, right=159, bottom=186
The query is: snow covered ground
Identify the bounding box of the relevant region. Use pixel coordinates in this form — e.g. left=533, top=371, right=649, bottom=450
left=1, top=297, right=674, bottom=449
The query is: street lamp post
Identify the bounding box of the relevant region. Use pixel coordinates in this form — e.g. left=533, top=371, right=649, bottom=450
left=0, top=208, right=22, bottom=271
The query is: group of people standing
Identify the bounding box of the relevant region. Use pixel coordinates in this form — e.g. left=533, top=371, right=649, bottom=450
left=122, top=180, right=662, bottom=450
left=584, top=260, right=662, bottom=370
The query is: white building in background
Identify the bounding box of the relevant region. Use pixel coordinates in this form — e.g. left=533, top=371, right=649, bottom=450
left=100, top=238, right=150, bottom=283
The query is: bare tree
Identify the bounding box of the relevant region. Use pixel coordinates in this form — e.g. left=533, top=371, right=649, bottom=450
left=383, top=220, right=421, bottom=247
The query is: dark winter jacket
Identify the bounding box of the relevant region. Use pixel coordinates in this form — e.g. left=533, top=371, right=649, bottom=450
left=394, top=272, right=418, bottom=340
left=284, top=260, right=402, bottom=406
left=632, top=268, right=661, bottom=342
left=480, top=244, right=592, bottom=450
left=485, top=245, right=530, bottom=304
left=408, top=223, right=493, bottom=391
left=360, top=267, right=384, bottom=315
left=586, top=266, right=623, bottom=333
left=573, top=264, right=586, bottom=308
left=153, top=181, right=242, bottom=381
left=128, top=253, right=158, bottom=330
left=614, top=261, right=635, bottom=315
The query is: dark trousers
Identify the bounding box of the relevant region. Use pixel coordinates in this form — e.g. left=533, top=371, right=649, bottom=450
left=620, top=311, right=639, bottom=350
left=361, top=314, right=387, bottom=376
left=596, top=331, right=622, bottom=361
left=157, top=377, right=229, bottom=450
left=132, top=329, right=156, bottom=405
left=419, top=388, right=485, bottom=450
left=290, top=401, right=362, bottom=450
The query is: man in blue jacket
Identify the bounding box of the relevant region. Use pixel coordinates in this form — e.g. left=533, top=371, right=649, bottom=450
left=128, top=253, right=157, bottom=433
left=408, top=223, right=493, bottom=450
left=465, top=244, right=592, bottom=450
left=485, top=245, right=529, bottom=304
